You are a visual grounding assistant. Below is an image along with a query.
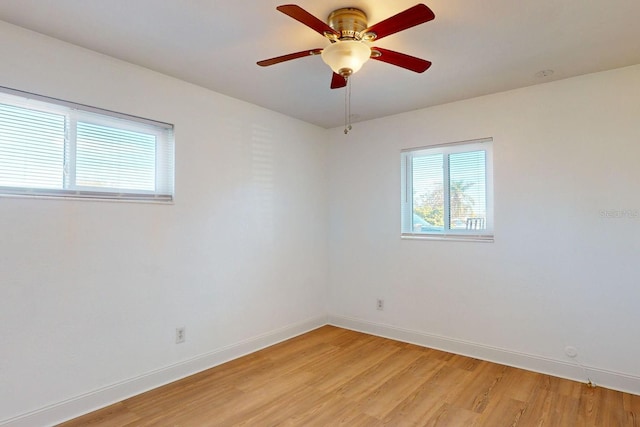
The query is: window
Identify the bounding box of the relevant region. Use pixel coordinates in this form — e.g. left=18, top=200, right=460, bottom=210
left=401, top=138, right=493, bottom=241
left=0, top=87, right=174, bottom=202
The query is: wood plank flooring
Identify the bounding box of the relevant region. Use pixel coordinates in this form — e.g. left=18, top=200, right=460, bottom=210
left=59, top=326, right=640, bottom=426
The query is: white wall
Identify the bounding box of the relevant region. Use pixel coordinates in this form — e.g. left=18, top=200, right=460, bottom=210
left=0, top=22, right=328, bottom=425
left=327, top=65, right=640, bottom=394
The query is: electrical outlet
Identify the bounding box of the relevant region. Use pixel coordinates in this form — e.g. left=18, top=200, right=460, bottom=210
left=176, top=327, right=186, bottom=344
left=376, top=299, right=384, bottom=311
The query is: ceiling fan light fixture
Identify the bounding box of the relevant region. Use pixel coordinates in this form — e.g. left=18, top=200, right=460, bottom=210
left=321, top=40, right=371, bottom=78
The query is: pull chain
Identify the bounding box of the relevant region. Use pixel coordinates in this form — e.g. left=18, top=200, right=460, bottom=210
left=344, top=76, right=352, bottom=134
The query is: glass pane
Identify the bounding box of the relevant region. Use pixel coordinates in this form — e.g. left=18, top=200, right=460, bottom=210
left=449, top=150, right=486, bottom=230
left=0, top=103, right=65, bottom=189
left=412, top=154, right=444, bottom=232
left=76, top=122, right=156, bottom=191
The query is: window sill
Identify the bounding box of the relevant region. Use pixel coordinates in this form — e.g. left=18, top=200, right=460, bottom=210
left=401, top=233, right=494, bottom=243
left=0, top=188, right=173, bottom=204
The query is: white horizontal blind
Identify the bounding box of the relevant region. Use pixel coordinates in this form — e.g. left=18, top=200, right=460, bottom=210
left=401, top=138, right=493, bottom=241
left=0, top=102, right=66, bottom=189
left=76, top=121, right=157, bottom=191
left=411, top=153, right=443, bottom=232
left=0, top=87, right=174, bottom=202
left=448, top=150, right=487, bottom=230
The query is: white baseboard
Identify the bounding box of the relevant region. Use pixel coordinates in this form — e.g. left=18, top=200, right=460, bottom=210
left=328, top=314, right=640, bottom=396
left=1, top=315, right=327, bottom=427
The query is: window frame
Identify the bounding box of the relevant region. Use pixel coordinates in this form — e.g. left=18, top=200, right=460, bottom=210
left=401, top=138, right=494, bottom=242
left=0, top=86, right=174, bottom=203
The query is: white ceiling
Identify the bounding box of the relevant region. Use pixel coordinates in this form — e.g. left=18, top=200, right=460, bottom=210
left=1, top=1, right=640, bottom=128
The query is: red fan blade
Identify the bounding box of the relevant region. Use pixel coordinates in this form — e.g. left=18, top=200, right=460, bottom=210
left=277, top=5, right=340, bottom=38
left=257, top=48, right=323, bottom=67
left=330, top=72, right=347, bottom=89
left=370, top=47, right=432, bottom=73
left=364, top=4, right=435, bottom=41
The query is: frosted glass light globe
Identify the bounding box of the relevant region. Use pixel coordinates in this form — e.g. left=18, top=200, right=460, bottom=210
left=321, top=40, right=371, bottom=77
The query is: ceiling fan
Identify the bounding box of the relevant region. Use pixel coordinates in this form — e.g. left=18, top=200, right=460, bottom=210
left=257, top=4, right=435, bottom=89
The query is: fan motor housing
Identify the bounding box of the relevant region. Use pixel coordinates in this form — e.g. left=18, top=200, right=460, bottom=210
left=327, top=8, right=368, bottom=40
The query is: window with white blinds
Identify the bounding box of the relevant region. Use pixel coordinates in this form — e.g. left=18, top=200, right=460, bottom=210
left=0, top=87, right=174, bottom=202
left=401, top=138, right=493, bottom=241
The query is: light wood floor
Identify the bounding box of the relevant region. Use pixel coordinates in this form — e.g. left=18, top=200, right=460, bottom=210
left=60, top=325, right=640, bottom=426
